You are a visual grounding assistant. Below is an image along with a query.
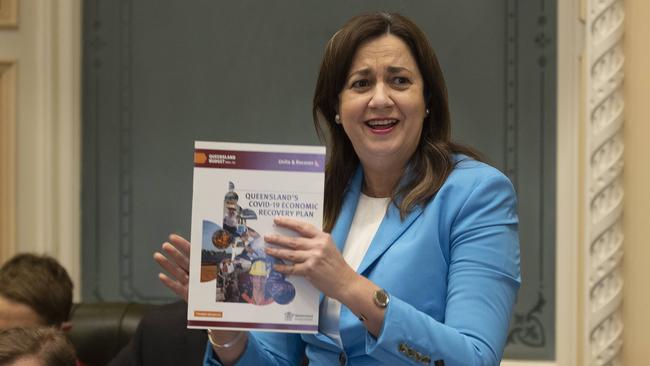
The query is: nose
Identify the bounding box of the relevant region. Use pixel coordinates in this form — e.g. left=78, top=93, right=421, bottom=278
left=367, top=82, right=394, bottom=110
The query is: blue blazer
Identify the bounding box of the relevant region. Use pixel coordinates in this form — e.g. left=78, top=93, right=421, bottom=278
left=205, top=157, right=521, bottom=366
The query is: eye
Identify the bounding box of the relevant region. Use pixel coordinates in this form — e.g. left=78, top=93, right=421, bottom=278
left=350, top=79, right=371, bottom=89
left=392, top=77, right=412, bottom=88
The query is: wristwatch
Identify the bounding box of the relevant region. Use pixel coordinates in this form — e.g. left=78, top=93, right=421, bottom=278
left=358, top=289, right=390, bottom=323
left=373, top=288, right=390, bottom=308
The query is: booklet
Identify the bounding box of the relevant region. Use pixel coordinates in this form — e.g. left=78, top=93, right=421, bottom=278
left=187, top=141, right=325, bottom=333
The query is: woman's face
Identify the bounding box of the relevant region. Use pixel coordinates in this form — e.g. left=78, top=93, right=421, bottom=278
left=338, top=34, right=426, bottom=169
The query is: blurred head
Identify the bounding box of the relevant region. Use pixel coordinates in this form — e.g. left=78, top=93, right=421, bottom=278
left=249, top=260, right=267, bottom=277
left=0, top=327, right=76, bottom=366
left=224, top=190, right=239, bottom=208
left=212, top=229, right=232, bottom=249
left=0, top=254, right=73, bottom=331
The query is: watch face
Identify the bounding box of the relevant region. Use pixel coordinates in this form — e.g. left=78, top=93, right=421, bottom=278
left=374, top=289, right=389, bottom=307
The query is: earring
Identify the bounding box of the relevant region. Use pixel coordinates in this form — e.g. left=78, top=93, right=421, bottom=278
left=425, top=109, right=430, bottom=115
left=335, top=114, right=341, bottom=124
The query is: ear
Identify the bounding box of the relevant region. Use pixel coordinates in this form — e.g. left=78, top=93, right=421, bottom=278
left=59, top=321, right=73, bottom=333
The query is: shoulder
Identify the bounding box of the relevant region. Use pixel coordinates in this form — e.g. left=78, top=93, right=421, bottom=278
left=447, top=154, right=512, bottom=188
left=424, top=155, right=517, bottom=216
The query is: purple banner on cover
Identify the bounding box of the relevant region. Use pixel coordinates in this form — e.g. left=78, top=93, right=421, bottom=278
left=194, top=149, right=325, bottom=173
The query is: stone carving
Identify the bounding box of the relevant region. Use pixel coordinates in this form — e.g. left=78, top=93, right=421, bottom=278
left=590, top=223, right=623, bottom=277
left=590, top=1, right=624, bottom=44
left=585, top=0, right=624, bottom=364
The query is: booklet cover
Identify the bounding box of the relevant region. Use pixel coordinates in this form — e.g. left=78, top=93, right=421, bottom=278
left=187, top=141, right=325, bottom=333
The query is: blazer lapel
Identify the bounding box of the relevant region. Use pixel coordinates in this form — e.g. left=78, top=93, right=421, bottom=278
left=329, top=167, right=364, bottom=253
left=356, top=198, right=423, bottom=276
left=326, top=164, right=425, bottom=276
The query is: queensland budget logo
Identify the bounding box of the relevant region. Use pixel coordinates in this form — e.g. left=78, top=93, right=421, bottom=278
left=208, top=152, right=236, bottom=165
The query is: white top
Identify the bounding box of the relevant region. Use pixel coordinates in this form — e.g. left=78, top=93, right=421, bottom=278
left=319, top=193, right=390, bottom=347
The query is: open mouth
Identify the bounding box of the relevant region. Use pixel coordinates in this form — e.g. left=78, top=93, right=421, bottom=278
left=365, top=119, right=399, bottom=130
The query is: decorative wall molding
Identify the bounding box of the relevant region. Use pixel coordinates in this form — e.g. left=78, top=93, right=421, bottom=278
left=583, top=0, right=625, bottom=365
left=117, top=0, right=140, bottom=300
left=504, top=0, right=556, bottom=358
left=552, top=1, right=581, bottom=363
left=504, top=0, right=519, bottom=186
left=504, top=0, right=624, bottom=364
left=0, top=0, right=18, bottom=28
left=28, top=0, right=82, bottom=299
left=53, top=0, right=82, bottom=301
left=0, top=60, right=16, bottom=263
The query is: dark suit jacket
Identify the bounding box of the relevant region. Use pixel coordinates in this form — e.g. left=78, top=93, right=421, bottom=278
left=108, top=301, right=207, bottom=366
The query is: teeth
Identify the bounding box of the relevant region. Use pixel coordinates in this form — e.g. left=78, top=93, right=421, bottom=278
left=367, top=119, right=397, bottom=126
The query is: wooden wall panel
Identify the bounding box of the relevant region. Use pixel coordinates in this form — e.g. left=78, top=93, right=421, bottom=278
left=0, top=60, right=16, bottom=263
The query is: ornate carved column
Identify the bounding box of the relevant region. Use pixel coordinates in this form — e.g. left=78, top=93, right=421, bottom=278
left=583, top=0, right=625, bottom=365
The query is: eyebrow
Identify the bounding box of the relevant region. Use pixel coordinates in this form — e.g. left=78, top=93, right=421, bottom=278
left=386, top=66, right=409, bottom=74
left=347, top=66, right=411, bottom=79
left=348, top=68, right=371, bottom=78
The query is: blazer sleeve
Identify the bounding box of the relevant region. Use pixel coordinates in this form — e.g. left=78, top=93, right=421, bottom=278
left=204, top=331, right=305, bottom=366
left=365, top=173, right=521, bottom=366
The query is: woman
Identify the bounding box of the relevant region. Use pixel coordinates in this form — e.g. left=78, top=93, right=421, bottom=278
left=155, top=12, right=520, bottom=366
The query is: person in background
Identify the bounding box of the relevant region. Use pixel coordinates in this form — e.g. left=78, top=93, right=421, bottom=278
left=156, top=11, right=520, bottom=366
left=0, top=254, right=86, bottom=366
left=0, top=254, right=73, bottom=331
left=0, top=326, right=76, bottom=366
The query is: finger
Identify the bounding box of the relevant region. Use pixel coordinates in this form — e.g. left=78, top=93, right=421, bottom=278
left=273, top=217, right=319, bottom=238
left=167, top=234, right=191, bottom=266
left=264, top=233, right=308, bottom=250
left=265, top=247, right=310, bottom=264
left=154, top=251, right=188, bottom=285
left=272, top=262, right=298, bottom=276
left=158, top=272, right=188, bottom=302
left=169, top=234, right=191, bottom=256
left=161, top=241, right=190, bottom=273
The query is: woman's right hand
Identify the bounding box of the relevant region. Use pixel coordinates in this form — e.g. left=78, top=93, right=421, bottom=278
left=154, top=234, right=191, bottom=302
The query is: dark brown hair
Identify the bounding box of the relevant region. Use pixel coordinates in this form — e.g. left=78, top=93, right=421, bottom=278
left=0, top=254, right=73, bottom=326
left=313, top=12, right=480, bottom=231
left=0, top=327, right=76, bottom=366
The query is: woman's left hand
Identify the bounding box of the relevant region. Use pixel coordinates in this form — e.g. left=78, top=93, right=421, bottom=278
left=264, top=216, right=358, bottom=301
